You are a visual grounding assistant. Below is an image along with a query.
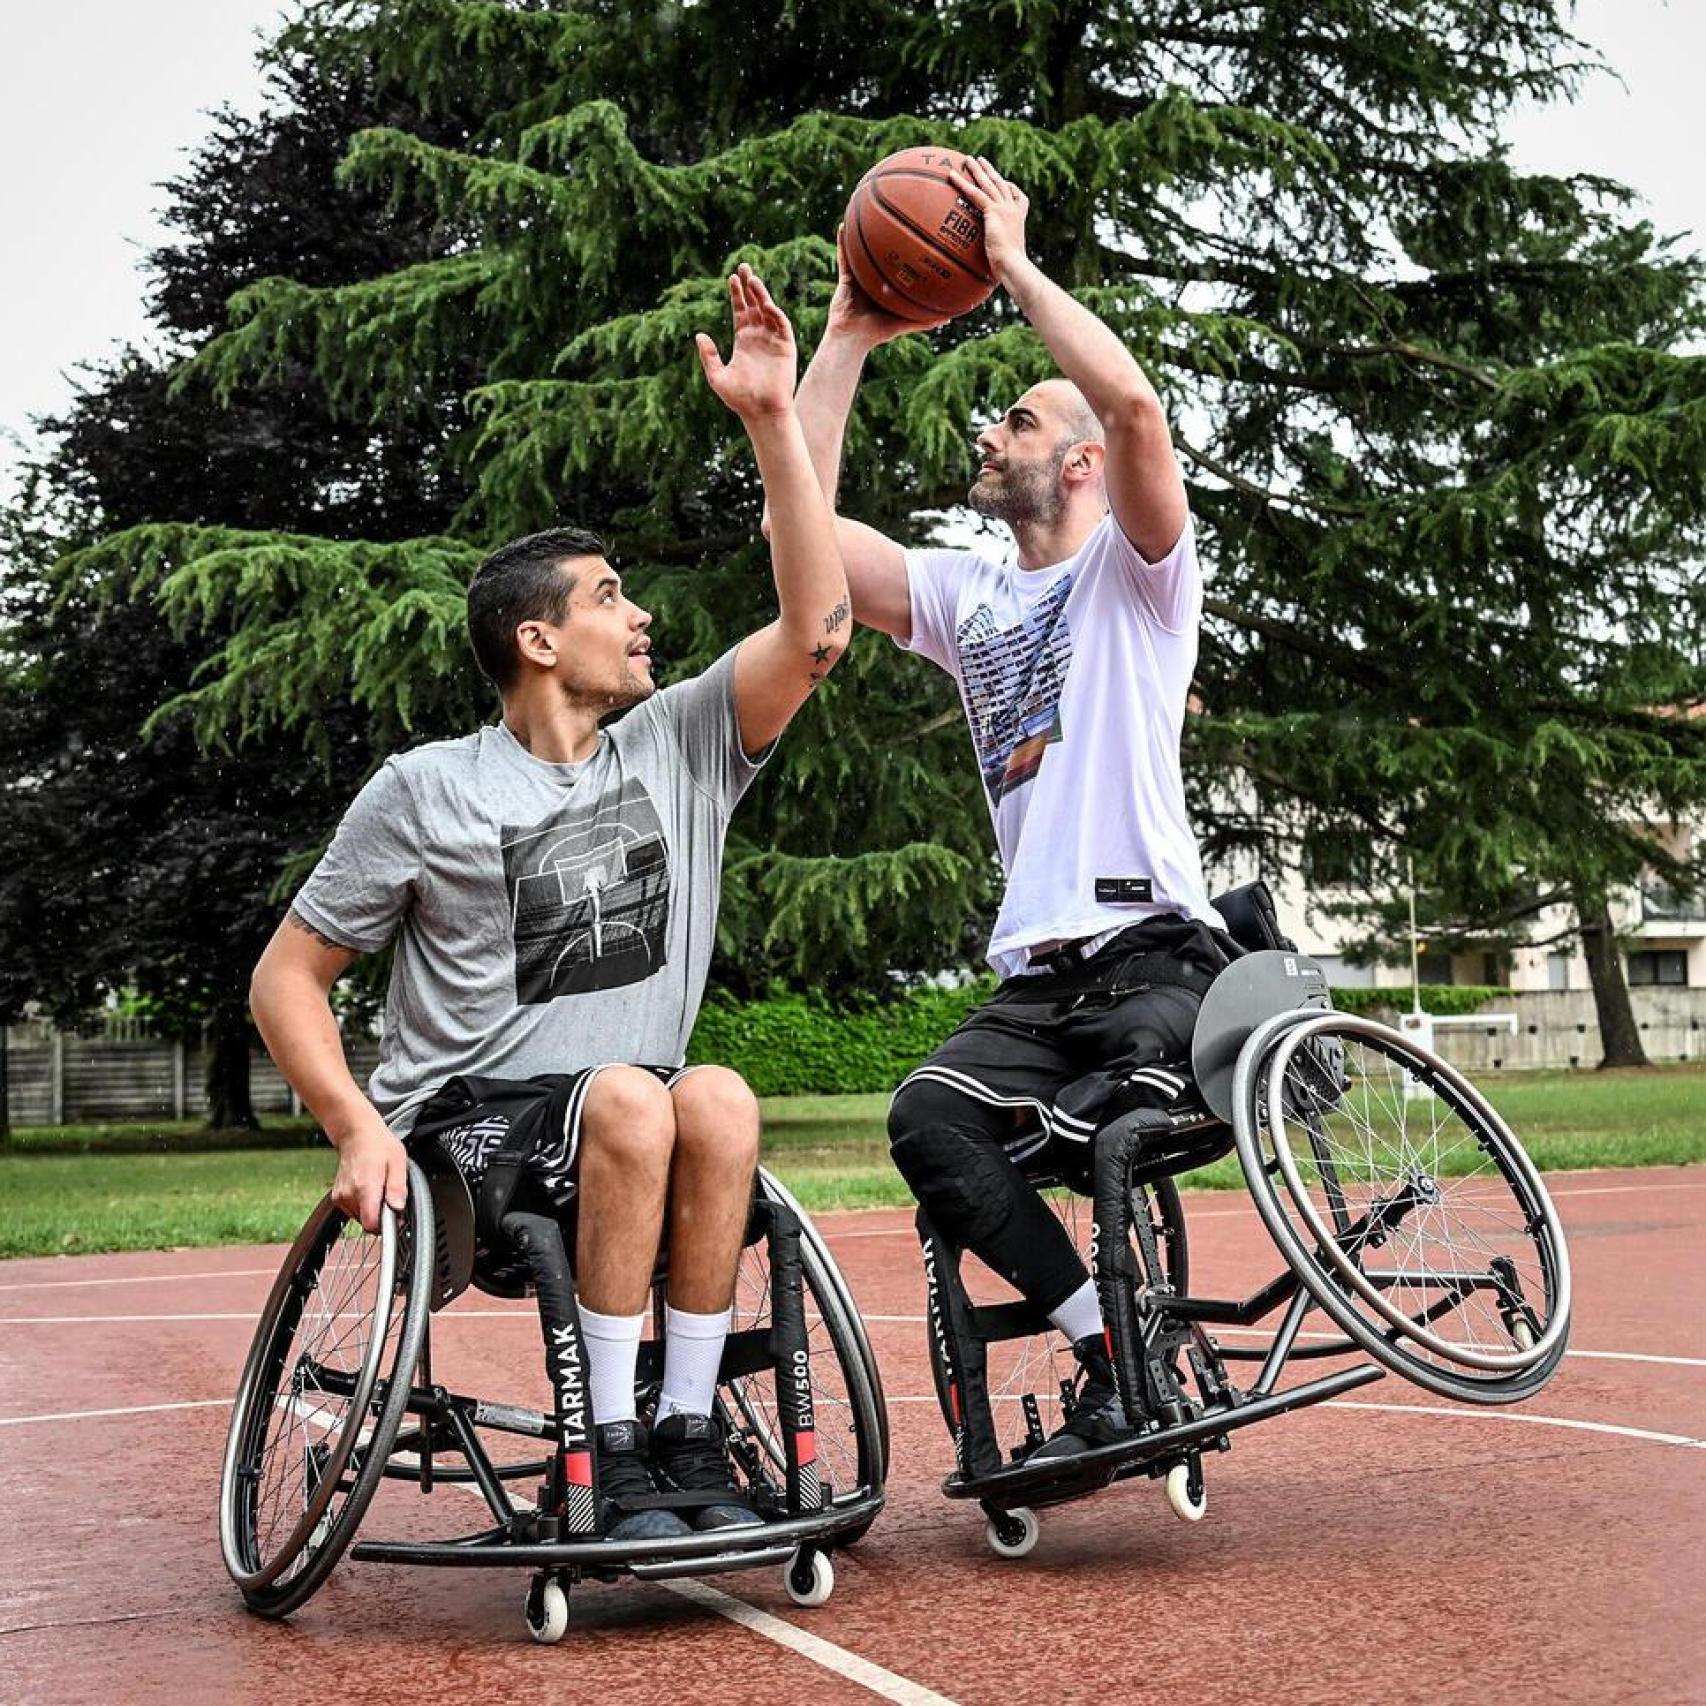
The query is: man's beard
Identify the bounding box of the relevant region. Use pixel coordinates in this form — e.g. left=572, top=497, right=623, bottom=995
left=563, top=660, right=654, bottom=716
left=967, top=443, right=1069, bottom=525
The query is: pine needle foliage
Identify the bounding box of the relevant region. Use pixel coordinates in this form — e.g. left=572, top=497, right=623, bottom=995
left=73, top=0, right=1706, bottom=999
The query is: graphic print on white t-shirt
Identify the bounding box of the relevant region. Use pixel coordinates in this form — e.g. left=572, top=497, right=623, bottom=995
left=957, top=573, right=1074, bottom=803
left=902, top=513, right=1222, bottom=976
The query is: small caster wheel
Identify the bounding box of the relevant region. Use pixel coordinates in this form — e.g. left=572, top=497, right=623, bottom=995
left=1166, top=1462, right=1206, bottom=1523
left=525, top=1573, right=570, bottom=1644
left=785, top=1546, right=834, bottom=1608
left=984, top=1507, right=1039, bottom=1559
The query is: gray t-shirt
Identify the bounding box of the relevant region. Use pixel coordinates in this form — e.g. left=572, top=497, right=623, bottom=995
left=293, top=647, right=764, bottom=1132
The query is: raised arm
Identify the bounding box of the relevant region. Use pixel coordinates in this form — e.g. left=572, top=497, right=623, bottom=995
left=947, top=157, right=1188, bottom=564
left=250, top=910, right=406, bottom=1233
left=781, top=231, right=951, bottom=640
left=695, top=265, right=850, bottom=754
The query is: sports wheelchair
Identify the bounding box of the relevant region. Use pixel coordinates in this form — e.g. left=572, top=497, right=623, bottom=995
left=920, top=883, right=1572, bottom=1557
left=217, top=1159, right=886, bottom=1643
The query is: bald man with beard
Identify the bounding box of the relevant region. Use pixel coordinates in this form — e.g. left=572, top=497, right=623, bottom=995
left=787, top=157, right=1231, bottom=1460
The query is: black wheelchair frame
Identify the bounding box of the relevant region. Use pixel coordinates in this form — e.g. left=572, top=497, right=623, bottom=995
left=219, top=1165, right=886, bottom=1640
left=915, top=884, right=1572, bottom=1554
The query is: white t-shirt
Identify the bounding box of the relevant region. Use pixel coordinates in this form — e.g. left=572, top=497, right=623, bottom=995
left=902, top=512, right=1221, bottom=978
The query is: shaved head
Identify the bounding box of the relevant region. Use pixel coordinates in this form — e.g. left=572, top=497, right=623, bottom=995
left=1034, top=379, right=1104, bottom=452
left=969, top=379, right=1106, bottom=526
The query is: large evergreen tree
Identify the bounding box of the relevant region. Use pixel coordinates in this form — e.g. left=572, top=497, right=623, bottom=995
left=53, top=1, right=1706, bottom=1036
left=0, top=48, right=487, bottom=1119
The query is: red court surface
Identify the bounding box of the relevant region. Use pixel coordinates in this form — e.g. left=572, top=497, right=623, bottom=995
left=3, top=1166, right=1703, bottom=1706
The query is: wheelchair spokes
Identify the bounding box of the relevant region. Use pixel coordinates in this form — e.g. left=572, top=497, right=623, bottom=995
left=1253, top=1014, right=1569, bottom=1381
left=220, top=1173, right=433, bottom=1616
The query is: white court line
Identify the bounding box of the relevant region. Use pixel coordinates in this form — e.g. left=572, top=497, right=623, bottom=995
left=0, top=1267, right=278, bottom=1293
left=851, top=1315, right=1706, bottom=1369
left=1319, top=1400, right=1706, bottom=1451
left=0, top=1172, right=1695, bottom=1290
left=3, top=1311, right=1697, bottom=1372
left=0, top=1311, right=534, bottom=1325
left=661, top=1577, right=959, bottom=1706
left=821, top=1177, right=1706, bottom=1240
left=0, top=1398, right=233, bottom=1428
left=881, top=1392, right=1706, bottom=1451
left=428, top=1461, right=958, bottom=1703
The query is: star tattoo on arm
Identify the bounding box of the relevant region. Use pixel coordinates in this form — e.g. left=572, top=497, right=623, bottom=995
left=811, top=642, right=832, bottom=665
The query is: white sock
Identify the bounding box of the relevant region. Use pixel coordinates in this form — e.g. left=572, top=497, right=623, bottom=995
left=575, top=1302, right=645, bottom=1427
left=654, top=1303, right=733, bottom=1423
left=1048, top=1278, right=1103, bottom=1347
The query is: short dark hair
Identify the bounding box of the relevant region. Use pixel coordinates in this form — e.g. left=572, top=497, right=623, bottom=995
left=466, top=526, right=606, bottom=690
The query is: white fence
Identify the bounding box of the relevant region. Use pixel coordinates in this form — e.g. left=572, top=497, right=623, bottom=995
left=1, top=1023, right=380, bottom=1126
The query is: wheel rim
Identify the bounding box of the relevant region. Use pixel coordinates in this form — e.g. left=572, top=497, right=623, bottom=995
left=219, top=1199, right=407, bottom=1591
left=1260, top=1013, right=1570, bottom=1373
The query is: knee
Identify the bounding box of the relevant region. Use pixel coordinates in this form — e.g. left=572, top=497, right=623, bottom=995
left=888, top=1120, right=1017, bottom=1245
left=580, top=1066, right=676, bottom=1178
left=888, top=1077, right=969, bottom=1149
left=671, top=1066, right=760, bottom=1169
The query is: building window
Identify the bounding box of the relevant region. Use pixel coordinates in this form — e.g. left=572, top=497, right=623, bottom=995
left=1627, top=950, right=1687, bottom=987
left=1547, top=952, right=1571, bottom=991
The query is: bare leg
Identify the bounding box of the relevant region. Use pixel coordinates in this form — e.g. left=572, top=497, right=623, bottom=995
left=665, top=1066, right=761, bottom=1312
left=575, top=1067, right=676, bottom=1315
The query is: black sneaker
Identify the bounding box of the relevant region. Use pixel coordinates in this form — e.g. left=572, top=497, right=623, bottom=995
left=595, top=1420, right=692, bottom=1541
left=1027, top=1334, right=1135, bottom=1461
left=650, top=1412, right=763, bottom=1530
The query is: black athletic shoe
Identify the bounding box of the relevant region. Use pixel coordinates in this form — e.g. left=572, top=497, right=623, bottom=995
left=650, top=1412, right=763, bottom=1530
left=1027, top=1334, right=1135, bottom=1461
left=595, top=1420, right=692, bottom=1541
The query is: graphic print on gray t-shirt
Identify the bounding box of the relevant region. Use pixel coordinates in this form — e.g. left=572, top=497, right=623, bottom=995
left=503, top=775, right=670, bottom=1002
left=956, top=572, right=1074, bottom=803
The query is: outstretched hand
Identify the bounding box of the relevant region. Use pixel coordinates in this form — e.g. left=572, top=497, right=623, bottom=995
left=696, top=264, right=797, bottom=419
left=827, top=224, right=951, bottom=349
left=942, top=155, right=1029, bottom=283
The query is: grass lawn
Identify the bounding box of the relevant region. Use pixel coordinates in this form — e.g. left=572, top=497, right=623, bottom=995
left=2, top=1065, right=1701, bottom=1260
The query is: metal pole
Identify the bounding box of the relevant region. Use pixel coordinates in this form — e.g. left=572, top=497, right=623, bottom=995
left=1408, top=854, right=1422, bottom=1015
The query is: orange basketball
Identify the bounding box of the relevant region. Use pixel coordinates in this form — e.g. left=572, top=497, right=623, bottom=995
left=844, top=146, right=995, bottom=324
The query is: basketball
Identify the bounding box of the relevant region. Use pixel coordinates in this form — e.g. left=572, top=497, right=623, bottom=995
left=844, top=146, right=995, bottom=323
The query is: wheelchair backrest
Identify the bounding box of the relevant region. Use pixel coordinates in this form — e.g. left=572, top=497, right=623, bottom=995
left=1208, top=879, right=1297, bottom=955
left=1189, top=948, right=1333, bottom=1123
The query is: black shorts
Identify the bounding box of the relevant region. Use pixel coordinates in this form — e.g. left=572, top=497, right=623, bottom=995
left=406, top=1062, right=705, bottom=1211
left=896, top=914, right=1232, bottom=1166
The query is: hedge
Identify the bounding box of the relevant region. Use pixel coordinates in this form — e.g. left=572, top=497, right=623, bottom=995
left=687, top=981, right=1516, bottom=1096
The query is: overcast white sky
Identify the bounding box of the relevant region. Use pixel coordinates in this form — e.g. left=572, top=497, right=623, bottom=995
left=1, top=0, right=1701, bottom=487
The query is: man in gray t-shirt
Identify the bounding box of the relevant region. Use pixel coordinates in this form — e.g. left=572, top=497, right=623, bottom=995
left=249, top=266, right=850, bottom=1542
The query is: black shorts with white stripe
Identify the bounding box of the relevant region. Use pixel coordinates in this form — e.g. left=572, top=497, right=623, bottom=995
left=894, top=913, right=1231, bottom=1168
left=405, top=1062, right=703, bottom=1213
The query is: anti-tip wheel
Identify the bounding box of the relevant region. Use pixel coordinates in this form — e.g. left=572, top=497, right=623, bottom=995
left=985, top=1507, right=1040, bottom=1559
left=525, top=1574, right=570, bottom=1644
left=1165, top=1462, right=1207, bottom=1523
left=785, top=1546, right=834, bottom=1608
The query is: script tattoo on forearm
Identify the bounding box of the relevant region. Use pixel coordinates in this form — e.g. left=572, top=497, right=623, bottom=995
left=287, top=908, right=348, bottom=952
left=824, top=598, right=849, bottom=635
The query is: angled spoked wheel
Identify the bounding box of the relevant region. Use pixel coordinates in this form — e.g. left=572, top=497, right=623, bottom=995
left=1234, top=1013, right=1570, bottom=1404
left=218, top=1161, right=434, bottom=1616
